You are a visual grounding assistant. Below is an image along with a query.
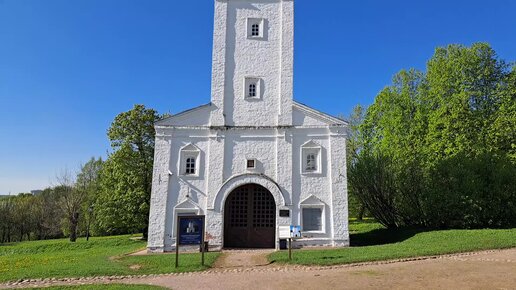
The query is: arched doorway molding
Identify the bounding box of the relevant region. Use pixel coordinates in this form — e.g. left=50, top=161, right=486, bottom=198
left=224, top=183, right=276, bottom=248
left=212, top=173, right=286, bottom=212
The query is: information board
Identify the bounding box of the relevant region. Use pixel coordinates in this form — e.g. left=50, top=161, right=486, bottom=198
left=177, top=215, right=205, bottom=245
left=279, top=225, right=302, bottom=239
left=290, top=225, right=302, bottom=239
left=279, top=226, right=291, bottom=239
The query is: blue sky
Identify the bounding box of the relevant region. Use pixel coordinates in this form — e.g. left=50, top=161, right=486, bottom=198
left=1, top=0, right=515, bottom=194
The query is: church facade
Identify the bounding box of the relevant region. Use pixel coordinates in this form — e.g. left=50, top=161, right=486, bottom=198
left=147, top=0, right=349, bottom=252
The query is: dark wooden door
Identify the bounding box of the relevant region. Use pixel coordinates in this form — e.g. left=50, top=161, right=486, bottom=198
left=224, top=184, right=276, bottom=248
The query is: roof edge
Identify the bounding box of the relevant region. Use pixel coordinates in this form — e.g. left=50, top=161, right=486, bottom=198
left=293, top=101, right=348, bottom=126
left=155, top=103, right=212, bottom=126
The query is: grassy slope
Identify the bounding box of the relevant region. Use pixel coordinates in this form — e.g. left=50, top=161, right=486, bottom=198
left=269, top=219, right=516, bottom=265
left=0, top=235, right=219, bottom=283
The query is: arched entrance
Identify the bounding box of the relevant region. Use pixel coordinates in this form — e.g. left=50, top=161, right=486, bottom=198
left=224, top=184, right=276, bottom=248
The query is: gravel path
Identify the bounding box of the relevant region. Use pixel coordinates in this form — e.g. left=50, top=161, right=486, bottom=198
left=2, top=248, right=516, bottom=289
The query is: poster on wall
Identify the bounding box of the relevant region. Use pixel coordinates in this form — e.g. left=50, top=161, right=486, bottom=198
left=177, top=215, right=205, bottom=245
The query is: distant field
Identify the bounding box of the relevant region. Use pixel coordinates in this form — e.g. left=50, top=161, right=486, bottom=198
left=0, top=235, right=219, bottom=283
left=269, top=219, right=516, bottom=265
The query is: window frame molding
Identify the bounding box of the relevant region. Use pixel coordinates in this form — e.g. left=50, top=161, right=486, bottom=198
left=247, top=18, right=265, bottom=39
left=300, top=195, right=326, bottom=234
left=243, top=77, right=262, bottom=100
left=179, top=143, right=201, bottom=178
left=300, top=140, right=322, bottom=175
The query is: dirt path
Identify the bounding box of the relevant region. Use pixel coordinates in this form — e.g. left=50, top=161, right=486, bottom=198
left=128, top=249, right=516, bottom=290
left=3, top=249, right=516, bottom=289
left=212, top=249, right=274, bottom=268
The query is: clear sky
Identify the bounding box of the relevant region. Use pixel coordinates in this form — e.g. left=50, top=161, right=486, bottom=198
left=1, top=0, right=515, bottom=194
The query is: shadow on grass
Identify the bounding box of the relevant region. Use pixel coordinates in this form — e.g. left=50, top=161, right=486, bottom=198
left=350, top=227, right=428, bottom=247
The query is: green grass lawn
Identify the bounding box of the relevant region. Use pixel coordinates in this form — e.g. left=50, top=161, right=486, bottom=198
left=33, top=284, right=167, bottom=290
left=0, top=235, right=219, bottom=283
left=269, top=219, right=516, bottom=265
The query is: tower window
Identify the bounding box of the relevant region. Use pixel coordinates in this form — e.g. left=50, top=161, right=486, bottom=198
left=244, top=77, right=261, bottom=99
left=247, top=18, right=265, bottom=39
left=249, top=83, right=256, bottom=97
left=251, top=24, right=260, bottom=37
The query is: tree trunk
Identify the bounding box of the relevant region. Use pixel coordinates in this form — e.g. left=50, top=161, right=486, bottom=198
left=358, top=204, right=366, bottom=221
left=142, top=225, right=148, bottom=241
left=69, top=212, right=79, bottom=242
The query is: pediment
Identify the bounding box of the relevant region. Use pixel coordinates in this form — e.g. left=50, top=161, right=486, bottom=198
left=301, top=140, right=321, bottom=148
left=300, top=195, right=325, bottom=205
left=175, top=198, right=201, bottom=210
left=181, top=143, right=200, bottom=152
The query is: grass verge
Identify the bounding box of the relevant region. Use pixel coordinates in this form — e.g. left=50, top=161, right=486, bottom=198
left=0, top=235, right=219, bottom=283
left=269, top=220, right=516, bottom=266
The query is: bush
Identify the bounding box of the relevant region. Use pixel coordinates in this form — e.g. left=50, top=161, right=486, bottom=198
left=350, top=152, right=516, bottom=229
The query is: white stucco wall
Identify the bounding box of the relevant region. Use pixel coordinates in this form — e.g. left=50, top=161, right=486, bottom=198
left=148, top=125, right=349, bottom=251
left=147, top=0, right=349, bottom=252
left=210, top=0, right=293, bottom=127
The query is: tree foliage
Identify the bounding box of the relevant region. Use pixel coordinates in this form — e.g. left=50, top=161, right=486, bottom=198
left=0, top=159, right=104, bottom=243
left=350, top=43, right=516, bottom=229
left=95, top=104, right=160, bottom=239
left=346, top=105, right=369, bottom=219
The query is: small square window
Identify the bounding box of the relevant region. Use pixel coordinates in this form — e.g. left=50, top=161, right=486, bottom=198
left=244, top=77, right=261, bottom=99
left=247, top=159, right=256, bottom=169
left=247, top=18, right=264, bottom=39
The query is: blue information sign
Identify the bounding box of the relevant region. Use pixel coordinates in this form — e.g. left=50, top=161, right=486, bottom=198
left=290, top=225, right=302, bottom=239
left=177, top=216, right=205, bottom=245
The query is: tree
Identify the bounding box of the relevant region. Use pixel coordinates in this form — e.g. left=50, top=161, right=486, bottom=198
left=56, top=169, right=85, bottom=242
left=76, top=157, right=103, bottom=240
left=351, top=43, right=516, bottom=229
left=96, top=105, right=160, bottom=239
left=424, top=43, right=511, bottom=160
left=346, top=104, right=368, bottom=220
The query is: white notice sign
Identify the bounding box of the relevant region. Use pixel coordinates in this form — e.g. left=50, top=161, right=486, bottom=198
left=279, top=226, right=291, bottom=239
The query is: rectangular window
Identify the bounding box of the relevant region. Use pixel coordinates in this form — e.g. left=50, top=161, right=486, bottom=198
left=302, top=207, right=322, bottom=231
left=249, top=83, right=256, bottom=97
left=185, top=157, right=196, bottom=175
left=306, top=153, right=317, bottom=171
left=251, top=24, right=260, bottom=36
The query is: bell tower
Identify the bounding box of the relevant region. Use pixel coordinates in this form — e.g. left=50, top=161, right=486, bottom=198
left=210, top=0, right=294, bottom=127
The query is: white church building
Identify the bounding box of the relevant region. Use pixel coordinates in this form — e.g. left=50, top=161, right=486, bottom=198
left=148, top=0, right=349, bottom=251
